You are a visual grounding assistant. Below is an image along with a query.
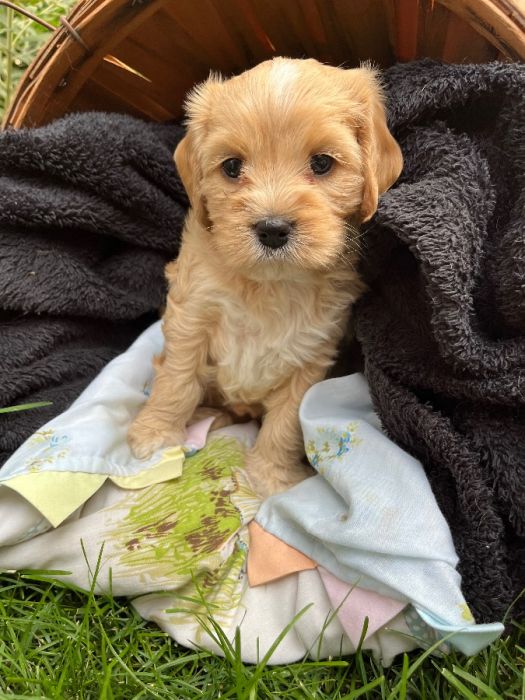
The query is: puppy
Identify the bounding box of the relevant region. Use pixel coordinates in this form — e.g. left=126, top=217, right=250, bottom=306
left=128, top=57, right=402, bottom=496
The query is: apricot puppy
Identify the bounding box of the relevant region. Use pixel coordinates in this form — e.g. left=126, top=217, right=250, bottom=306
left=128, top=57, right=402, bottom=496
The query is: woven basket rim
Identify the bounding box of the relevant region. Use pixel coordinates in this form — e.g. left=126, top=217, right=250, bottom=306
left=4, top=0, right=525, bottom=129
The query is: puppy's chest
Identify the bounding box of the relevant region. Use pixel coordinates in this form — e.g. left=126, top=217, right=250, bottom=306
left=207, top=287, right=344, bottom=403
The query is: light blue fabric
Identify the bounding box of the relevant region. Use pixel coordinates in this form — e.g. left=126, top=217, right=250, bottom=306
left=0, top=323, right=163, bottom=482
left=256, top=374, right=504, bottom=655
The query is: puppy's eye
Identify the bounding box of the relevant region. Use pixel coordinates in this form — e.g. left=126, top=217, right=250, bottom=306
left=310, top=154, right=334, bottom=176
left=222, top=158, right=243, bottom=179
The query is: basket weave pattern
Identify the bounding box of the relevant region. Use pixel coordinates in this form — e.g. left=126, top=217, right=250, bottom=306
left=3, top=0, right=525, bottom=129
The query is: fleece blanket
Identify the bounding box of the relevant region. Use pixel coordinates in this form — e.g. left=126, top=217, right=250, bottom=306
left=0, top=323, right=504, bottom=665
left=355, top=60, right=525, bottom=623
left=0, top=61, right=523, bottom=623
left=0, top=114, right=185, bottom=464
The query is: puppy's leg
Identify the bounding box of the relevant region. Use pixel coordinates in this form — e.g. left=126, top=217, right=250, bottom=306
left=128, top=297, right=208, bottom=460
left=246, top=362, right=327, bottom=497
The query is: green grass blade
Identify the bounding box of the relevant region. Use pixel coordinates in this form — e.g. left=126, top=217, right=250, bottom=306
left=441, top=668, right=481, bottom=700
left=386, top=630, right=457, bottom=700
left=450, top=665, right=503, bottom=699
left=398, top=653, right=409, bottom=700
left=341, top=675, right=385, bottom=699
left=18, top=569, right=72, bottom=578
left=244, top=605, right=314, bottom=695
left=0, top=401, right=52, bottom=413
left=5, top=5, right=13, bottom=108
left=257, top=604, right=313, bottom=669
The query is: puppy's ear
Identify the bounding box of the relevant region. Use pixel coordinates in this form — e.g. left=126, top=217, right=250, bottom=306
left=174, top=73, right=224, bottom=228
left=174, top=134, right=209, bottom=228
left=347, top=66, right=403, bottom=222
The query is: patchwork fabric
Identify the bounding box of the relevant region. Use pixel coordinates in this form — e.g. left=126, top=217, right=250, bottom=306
left=0, top=324, right=503, bottom=664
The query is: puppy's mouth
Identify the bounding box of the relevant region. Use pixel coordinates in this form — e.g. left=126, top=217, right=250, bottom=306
left=255, top=240, right=293, bottom=262
left=249, top=237, right=307, bottom=281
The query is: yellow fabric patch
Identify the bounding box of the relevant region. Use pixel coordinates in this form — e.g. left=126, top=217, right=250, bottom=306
left=110, top=447, right=184, bottom=489
left=4, top=472, right=106, bottom=528
left=2, top=447, right=184, bottom=528
left=459, top=602, right=475, bottom=622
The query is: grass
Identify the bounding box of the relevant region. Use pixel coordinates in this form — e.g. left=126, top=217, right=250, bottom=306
left=0, top=0, right=72, bottom=117
left=0, top=3, right=524, bottom=699
left=0, top=571, right=523, bottom=699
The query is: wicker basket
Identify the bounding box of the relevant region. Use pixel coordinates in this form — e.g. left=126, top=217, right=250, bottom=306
left=3, top=0, right=525, bottom=129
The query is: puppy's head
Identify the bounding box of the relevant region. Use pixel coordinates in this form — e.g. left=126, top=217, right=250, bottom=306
left=175, top=58, right=402, bottom=277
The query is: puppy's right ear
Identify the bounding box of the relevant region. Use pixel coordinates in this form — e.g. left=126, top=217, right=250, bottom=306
left=174, top=74, right=224, bottom=229
left=174, top=134, right=208, bottom=228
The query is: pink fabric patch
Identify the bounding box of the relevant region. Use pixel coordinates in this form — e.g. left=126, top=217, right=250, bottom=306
left=318, top=567, right=406, bottom=646
left=184, top=416, right=216, bottom=452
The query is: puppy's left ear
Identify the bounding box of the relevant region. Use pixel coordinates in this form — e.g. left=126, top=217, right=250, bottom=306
left=348, top=66, right=403, bottom=222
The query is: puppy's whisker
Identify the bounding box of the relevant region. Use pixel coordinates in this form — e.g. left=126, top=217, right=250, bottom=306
left=346, top=238, right=366, bottom=254
left=349, top=230, right=368, bottom=243
left=344, top=222, right=368, bottom=255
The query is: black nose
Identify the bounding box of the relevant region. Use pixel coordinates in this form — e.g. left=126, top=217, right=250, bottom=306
left=254, top=218, right=293, bottom=249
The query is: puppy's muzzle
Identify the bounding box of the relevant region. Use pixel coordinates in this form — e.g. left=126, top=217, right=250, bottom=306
left=253, top=218, right=294, bottom=249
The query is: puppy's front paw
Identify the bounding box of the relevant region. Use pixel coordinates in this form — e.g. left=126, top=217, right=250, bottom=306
left=128, top=417, right=185, bottom=460
left=244, top=449, right=312, bottom=499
